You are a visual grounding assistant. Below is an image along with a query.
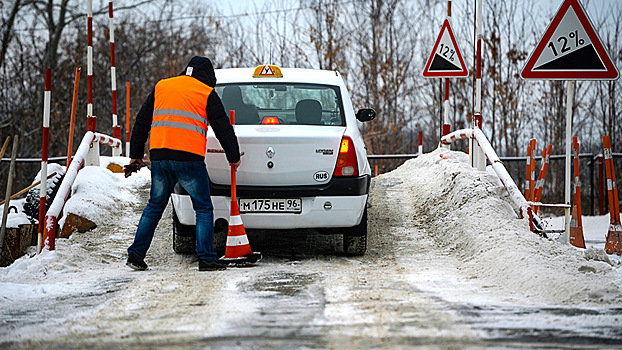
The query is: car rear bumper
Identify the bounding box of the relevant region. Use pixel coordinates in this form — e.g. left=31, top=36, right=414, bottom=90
left=173, top=175, right=371, bottom=197
left=171, top=193, right=368, bottom=229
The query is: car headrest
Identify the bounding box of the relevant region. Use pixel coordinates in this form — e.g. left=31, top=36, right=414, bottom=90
left=295, top=99, right=322, bottom=125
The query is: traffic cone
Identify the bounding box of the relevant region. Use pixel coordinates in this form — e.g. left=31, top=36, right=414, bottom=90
left=219, top=144, right=261, bottom=266
left=220, top=199, right=262, bottom=266
left=569, top=205, right=585, bottom=249
left=603, top=135, right=621, bottom=255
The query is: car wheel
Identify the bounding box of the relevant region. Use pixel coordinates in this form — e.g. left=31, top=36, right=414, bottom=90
left=172, top=211, right=195, bottom=254
left=23, top=172, right=65, bottom=221
left=213, top=218, right=228, bottom=256
left=343, top=207, right=367, bottom=256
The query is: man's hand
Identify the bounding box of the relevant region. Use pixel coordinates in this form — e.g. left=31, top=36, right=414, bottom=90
left=124, top=158, right=144, bottom=178
left=231, top=159, right=241, bottom=172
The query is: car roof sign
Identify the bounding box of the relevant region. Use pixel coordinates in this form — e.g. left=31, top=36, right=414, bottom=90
left=253, top=64, right=283, bottom=78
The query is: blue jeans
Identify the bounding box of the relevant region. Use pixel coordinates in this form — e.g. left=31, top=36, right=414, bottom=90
left=128, top=160, right=217, bottom=261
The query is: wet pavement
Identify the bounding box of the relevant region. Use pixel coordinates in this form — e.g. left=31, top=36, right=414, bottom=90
left=1, top=176, right=622, bottom=349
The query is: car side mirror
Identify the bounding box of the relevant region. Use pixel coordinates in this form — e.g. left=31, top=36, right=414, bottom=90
left=356, top=108, right=376, bottom=122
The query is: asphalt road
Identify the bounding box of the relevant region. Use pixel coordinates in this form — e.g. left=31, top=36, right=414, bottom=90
left=1, top=174, right=621, bottom=349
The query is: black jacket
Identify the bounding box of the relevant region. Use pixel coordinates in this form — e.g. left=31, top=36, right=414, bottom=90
left=130, top=56, right=240, bottom=163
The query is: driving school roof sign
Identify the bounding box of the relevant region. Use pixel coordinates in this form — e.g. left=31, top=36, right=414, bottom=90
left=422, top=18, right=469, bottom=78
left=521, top=0, right=619, bottom=80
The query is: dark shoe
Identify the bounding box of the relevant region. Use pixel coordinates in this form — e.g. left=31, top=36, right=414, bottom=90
left=199, top=259, right=227, bottom=271
left=127, top=253, right=148, bottom=271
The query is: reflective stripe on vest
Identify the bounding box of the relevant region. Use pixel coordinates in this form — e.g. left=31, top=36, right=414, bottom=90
left=151, top=120, right=207, bottom=136
left=149, top=75, right=212, bottom=156
left=153, top=109, right=208, bottom=125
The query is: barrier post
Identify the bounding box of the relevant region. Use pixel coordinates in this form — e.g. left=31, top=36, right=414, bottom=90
left=86, top=0, right=94, bottom=131
left=85, top=0, right=99, bottom=166
left=598, top=154, right=605, bottom=215
left=126, top=81, right=131, bottom=156
left=528, top=139, right=536, bottom=203
left=524, top=140, right=533, bottom=200
left=66, top=67, right=81, bottom=166
left=562, top=81, right=574, bottom=244
left=109, top=1, right=121, bottom=156
left=38, top=69, right=51, bottom=253
left=603, top=135, right=621, bottom=255
left=418, top=131, right=423, bottom=156
left=473, top=114, right=485, bottom=170
left=534, top=144, right=552, bottom=215
left=570, top=136, right=585, bottom=248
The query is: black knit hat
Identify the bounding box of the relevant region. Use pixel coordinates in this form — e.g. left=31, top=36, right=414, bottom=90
left=182, top=56, right=216, bottom=87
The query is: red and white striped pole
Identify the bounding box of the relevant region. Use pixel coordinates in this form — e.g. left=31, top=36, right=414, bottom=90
left=66, top=67, right=81, bottom=167
left=126, top=81, right=131, bottom=155
left=570, top=136, right=585, bottom=248
left=603, top=135, right=621, bottom=255
left=472, top=0, right=485, bottom=171
left=529, top=139, right=537, bottom=204
left=418, top=131, right=423, bottom=156
left=38, top=69, right=51, bottom=253
left=109, top=1, right=121, bottom=156
left=534, top=144, right=552, bottom=215
left=85, top=0, right=100, bottom=166
left=441, top=1, right=452, bottom=149
left=525, top=140, right=533, bottom=201
left=86, top=0, right=94, bottom=131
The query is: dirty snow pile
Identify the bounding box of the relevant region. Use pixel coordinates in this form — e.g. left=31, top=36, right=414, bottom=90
left=385, top=148, right=622, bottom=306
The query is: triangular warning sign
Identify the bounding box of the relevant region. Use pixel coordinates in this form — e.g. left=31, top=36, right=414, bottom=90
left=423, top=19, right=469, bottom=78
left=259, top=65, right=275, bottom=76
left=521, top=0, right=619, bottom=80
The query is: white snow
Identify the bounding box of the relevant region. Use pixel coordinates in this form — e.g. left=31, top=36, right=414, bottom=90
left=382, top=148, right=622, bottom=306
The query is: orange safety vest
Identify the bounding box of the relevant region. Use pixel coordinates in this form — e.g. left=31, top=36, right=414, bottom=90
left=150, top=75, right=212, bottom=157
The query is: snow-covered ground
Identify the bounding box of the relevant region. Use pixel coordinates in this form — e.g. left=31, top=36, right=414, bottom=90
left=0, top=151, right=621, bottom=348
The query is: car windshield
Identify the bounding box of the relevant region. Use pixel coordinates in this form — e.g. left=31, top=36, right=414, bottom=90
left=215, top=83, right=345, bottom=126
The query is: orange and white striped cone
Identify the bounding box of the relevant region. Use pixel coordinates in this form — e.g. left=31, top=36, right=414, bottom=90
left=219, top=139, right=261, bottom=266
left=569, top=205, right=585, bottom=249
left=219, top=200, right=262, bottom=265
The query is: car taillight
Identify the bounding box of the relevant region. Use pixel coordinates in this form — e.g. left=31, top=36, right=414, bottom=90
left=334, top=136, right=358, bottom=176
left=262, top=116, right=280, bottom=124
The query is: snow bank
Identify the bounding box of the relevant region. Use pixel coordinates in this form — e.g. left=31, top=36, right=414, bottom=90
left=61, top=157, right=150, bottom=224
left=385, top=148, right=622, bottom=306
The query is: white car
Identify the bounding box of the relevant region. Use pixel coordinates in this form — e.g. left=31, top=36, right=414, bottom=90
left=171, top=65, right=375, bottom=255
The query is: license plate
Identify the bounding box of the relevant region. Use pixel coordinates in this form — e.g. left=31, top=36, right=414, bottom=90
left=239, top=198, right=302, bottom=213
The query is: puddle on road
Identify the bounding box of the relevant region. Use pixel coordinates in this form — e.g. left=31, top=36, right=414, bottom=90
left=243, top=271, right=318, bottom=296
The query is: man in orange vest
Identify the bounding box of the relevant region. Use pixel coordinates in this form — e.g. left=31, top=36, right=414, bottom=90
left=126, top=56, right=240, bottom=271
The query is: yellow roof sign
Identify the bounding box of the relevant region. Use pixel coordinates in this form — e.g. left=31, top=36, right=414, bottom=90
left=253, top=64, right=283, bottom=78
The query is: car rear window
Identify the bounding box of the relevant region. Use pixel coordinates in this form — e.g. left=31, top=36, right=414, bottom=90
left=215, top=83, right=345, bottom=126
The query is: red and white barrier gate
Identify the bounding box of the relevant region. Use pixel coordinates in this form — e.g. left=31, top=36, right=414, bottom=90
left=441, top=128, right=544, bottom=233
left=41, top=132, right=122, bottom=251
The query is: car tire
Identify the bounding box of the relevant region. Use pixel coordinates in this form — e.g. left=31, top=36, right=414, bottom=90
left=172, top=211, right=195, bottom=254
left=343, top=207, right=367, bottom=256
left=213, top=219, right=228, bottom=256
left=23, top=172, right=65, bottom=221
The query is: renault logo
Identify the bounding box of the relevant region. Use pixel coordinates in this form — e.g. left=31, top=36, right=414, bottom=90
left=266, top=147, right=275, bottom=158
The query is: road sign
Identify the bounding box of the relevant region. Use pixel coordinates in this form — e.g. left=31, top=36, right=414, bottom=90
left=423, top=18, right=468, bottom=78
left=521, top=0, right=619, bottom=80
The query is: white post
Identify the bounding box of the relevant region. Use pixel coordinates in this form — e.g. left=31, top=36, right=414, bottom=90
left=563, top=81, right=574, bottom=244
